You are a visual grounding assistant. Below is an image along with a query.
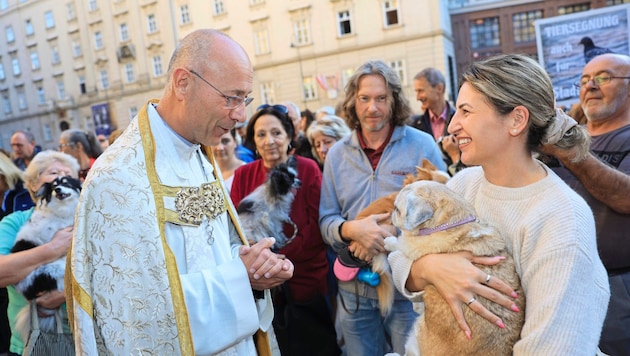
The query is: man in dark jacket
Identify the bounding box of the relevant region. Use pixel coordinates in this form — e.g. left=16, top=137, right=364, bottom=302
left=410, top=67, right=463, bottom=175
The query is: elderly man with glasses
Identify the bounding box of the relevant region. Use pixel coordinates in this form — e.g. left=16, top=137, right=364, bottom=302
left=547, top=53, right=630, bottom=356
left=66, top=29, right=293, bottom=355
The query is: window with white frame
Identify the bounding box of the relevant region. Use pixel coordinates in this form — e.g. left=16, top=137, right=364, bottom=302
left=180, top=5, right=191, bottom=24
left=25, top=20, right=34, bottom=36
left=302, top=75, right=317, bottom=101
left=88, top=0, right=98, bottom=12
left=389, top=59, right=406, bottom=85
left=37, top=86, right=45, bottom=104
left=382, top=0, right=400, bottom=27
left=30, top=52, right=40, bottom=70
left=3, top=92, right=11, bottom=114
left=11, top=58, right=20, bottom=76
left=67, top=2, right=76, bottom=20
left=45, top=10, right=55, bottom=29
left=293, top=19, right=311, bottom=46
left=254, top=28, right=270, bottom=55
left=94, top=31, right=103, bottom=49
left=0, top=0, right=7, bottom=10
left=17, top=89, right=27, bottom=110
left=337, top=10, right=352, bottom=36
left=6, top=26, right=14, bottom=43
left=57, top=81, right=65, bottom=99
left=99, top=69, right=109, bottom=89
left=51, top=46, right=60, bottom=64
left=129, top=106, right=138, bottom=119
left=213, top=0, right=225, bottom=15
left=147, top=14, right=158, bottom=33
left=124, top=63, right=135, bottom=82
left=0, top=63, right=5, bottom=80
left=72, top=41, right=82, bottom=57
left=152, top=56, right=163, bottom=77
left=120, top=23, right=129, bottom=41
left=259, top=82, right=275, bottom=104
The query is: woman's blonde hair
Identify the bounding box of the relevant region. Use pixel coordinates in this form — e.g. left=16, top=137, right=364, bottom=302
left=0, top=152, right=24, bottom=190
left=461, top=54, right=590, bottom=161
left=24, top=150, right=79, bottom=200
left=306, top=115, right=351, bottom=164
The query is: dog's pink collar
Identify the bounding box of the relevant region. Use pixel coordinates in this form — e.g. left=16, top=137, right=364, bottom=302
left=417, top=214, right=477, bottom=236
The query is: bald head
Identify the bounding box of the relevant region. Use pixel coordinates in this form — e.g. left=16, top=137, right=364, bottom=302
left=158, top=29, right=254, bottom=146
left=580, top=53, right=630, bottom=134
left=585, top=53, right=630, bottom=72
left=167, top=30, right=252, bottom=86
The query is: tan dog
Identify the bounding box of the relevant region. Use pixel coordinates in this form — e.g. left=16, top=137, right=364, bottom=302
left=356, top=159, right=449, bottom=223
left=355, top=159, right=449, bottom=316
left=387, top=180, right=524, bottom=355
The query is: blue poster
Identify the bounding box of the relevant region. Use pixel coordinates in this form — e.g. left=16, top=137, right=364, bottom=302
left=91, top=103, right=111, bottom=136
left=535, top=4, right=630, bottom=108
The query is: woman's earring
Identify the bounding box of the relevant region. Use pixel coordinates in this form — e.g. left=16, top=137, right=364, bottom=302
left=512, top=129, right=518, bottom=134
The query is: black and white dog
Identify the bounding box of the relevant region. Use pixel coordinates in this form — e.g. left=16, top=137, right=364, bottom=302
left=237, top=156, right=301, bottom=251
left=11, top=175, right=81, bottom=338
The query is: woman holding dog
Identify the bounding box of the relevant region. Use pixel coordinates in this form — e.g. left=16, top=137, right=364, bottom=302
left=0, top=150, right=79, bottom=356
left=390, top=54, right=609, bottom=354
left=230, top=104, right=338, bottom=355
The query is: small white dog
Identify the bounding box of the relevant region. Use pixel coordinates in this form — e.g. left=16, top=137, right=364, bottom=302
left=11, top=176, right=81, bottom=339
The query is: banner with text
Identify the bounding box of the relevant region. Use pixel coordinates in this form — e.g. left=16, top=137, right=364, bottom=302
left=535, top=4, right=630, bottom=108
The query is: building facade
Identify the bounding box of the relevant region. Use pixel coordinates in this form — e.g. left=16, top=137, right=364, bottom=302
left=449, top=0, right=630, bottom=80
left=0, top=0, right=455, bottom=151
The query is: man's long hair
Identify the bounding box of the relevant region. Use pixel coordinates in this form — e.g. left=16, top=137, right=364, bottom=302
left=341, top=60, right=412, bottom=130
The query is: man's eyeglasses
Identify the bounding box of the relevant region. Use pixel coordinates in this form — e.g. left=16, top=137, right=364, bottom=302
left=58, top=143, right=75, bottom=150
left=574, top=74, right=630, bottom=88
left=188, top=69, right=254, bottom=109
left=256, top=104, right=289, bottom=114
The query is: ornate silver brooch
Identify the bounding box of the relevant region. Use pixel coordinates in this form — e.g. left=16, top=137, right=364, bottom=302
left=174, top=182, right=226, bottom=225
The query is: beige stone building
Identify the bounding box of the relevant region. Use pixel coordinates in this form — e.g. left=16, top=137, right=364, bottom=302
left=0, top=0, right=454, bottom=151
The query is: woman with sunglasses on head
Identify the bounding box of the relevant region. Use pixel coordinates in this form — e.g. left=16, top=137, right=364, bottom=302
left=230, top=104, right=338, bottom=355
left=58, top=129, right=103, bottom=182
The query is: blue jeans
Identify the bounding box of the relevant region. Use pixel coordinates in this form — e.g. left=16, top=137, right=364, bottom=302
left=337, top=288, right=417, bottom=356
left=599, top=272, right=630, bottom=356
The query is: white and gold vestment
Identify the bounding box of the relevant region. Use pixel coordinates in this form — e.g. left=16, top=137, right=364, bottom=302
left=66, top=101, right=273, bottom=355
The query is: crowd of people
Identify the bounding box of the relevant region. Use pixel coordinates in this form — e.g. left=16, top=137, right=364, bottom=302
left=0, top=28, right=627, bottom=356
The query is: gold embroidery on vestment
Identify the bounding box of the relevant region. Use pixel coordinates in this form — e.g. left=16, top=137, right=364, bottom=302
left=174, top=182, right=227, bottom=225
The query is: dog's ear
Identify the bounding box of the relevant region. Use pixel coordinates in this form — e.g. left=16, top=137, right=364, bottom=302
left=403, top=195, right=434, bottom=231
left=286, top=155, right=298, bottom=170
left=422, top=158, right=437, bottom=171
left=36, top=182, right=53, bottom=204
left=393, top=190, right=434, bottom=231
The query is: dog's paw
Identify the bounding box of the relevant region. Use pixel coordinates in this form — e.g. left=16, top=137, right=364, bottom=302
left=384, top=236, right=398, bottom=252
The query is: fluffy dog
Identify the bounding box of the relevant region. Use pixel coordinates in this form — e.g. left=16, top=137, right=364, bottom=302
left=387, top=180, right=525, bottom=355
left=237, top=156, right=301, bottom=251
left=11, top=176, right=81, bottom=339
left=354, top=159, right=449, bottom=315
